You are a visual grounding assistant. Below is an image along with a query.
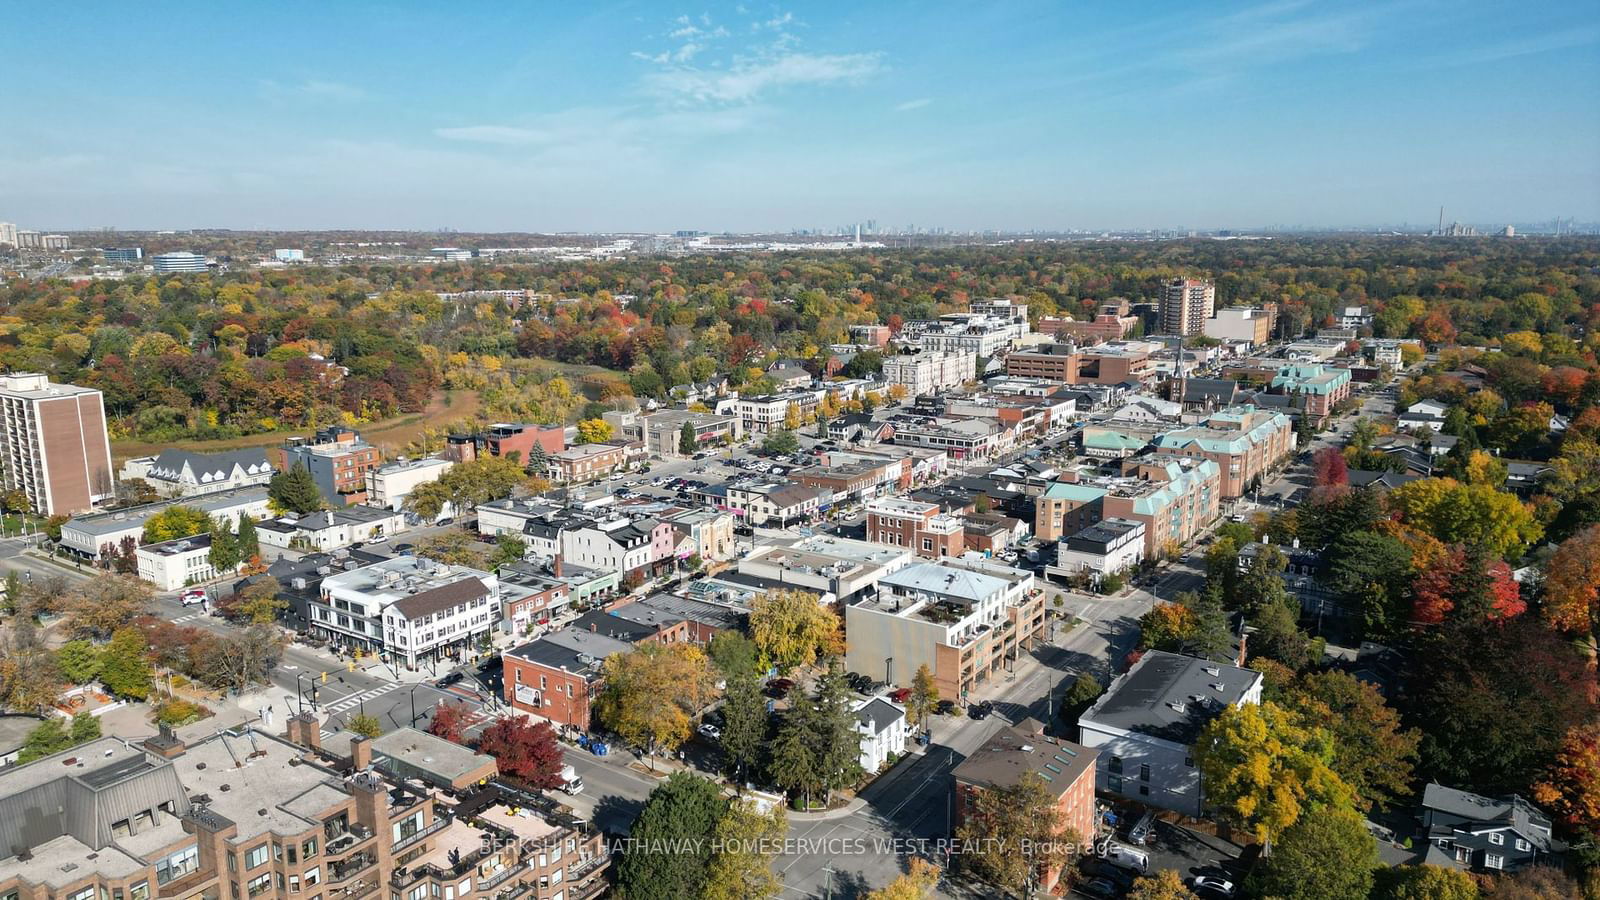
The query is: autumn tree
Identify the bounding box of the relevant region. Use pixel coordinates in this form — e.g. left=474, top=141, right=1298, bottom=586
left=863, top=859, right=941, bottom=900
left=1387, top=477, right=1542, bottom=559
left=1413, top=544, right=1525, bottom=625
left=594, top=643, right=719, bottom=763
left=1127, top=870, right=1198, bottom=900
left=222, top=576, right=284, bottom=625
left=200, top=624, right=285, bottom=695
left=908, top=663, right=940, bottom=730
left=1287, top=670, right=1420, bottom=811
left=1311, top=446, right=1349, bottom=493
left=66, top=576, right=153, bottom=640
left=414, top=530, right=482, bottom=566
left=954, top=772, right=1081, bottom=897
left=1194, top=702, right=1354, bottom=847
left=1371, top=864, right=1480, bottom=900
left=142, top=504, right=211, bottom=543
left=0, top=647, right=62, bottom=713
left=426, top=701, right=473, bottom=744
left=98, top=627, right=153, bottom=700
left=1533, top=723, right=1600, bottom=832
left=56, top=638, right=102, bottom=686
left=1542, top=524, right=1600, bottom=636
left=702, top=798, right=786, bottom=900
left=477, top=716, right=564, bottom=788
left=749, top=589, right=842, bottom=673
left=576, top=417, right=613, bottom=444
left=1138, top=603, right=1196, bottom=652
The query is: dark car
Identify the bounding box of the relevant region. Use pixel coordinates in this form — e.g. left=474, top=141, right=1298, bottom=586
left=1081, top=859, right=1136, bottom=890
left=1077, top=877, right=1121, bottom=899
left=436, top=671, right=465, bottom=688
left=936, top=699, right=959, bottom=716
left=846, top=672, right=872, bottom=692
left=765, top=678, right=795, bottom=698
left=968, top=701, right=993, bottom=720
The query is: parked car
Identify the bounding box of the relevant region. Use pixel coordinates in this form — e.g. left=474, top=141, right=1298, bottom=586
left=968, top=701, right=993, bottom=720
left=697, top=722, right=721, bottom=741
left=1080, top=859, right=1136, bottom=890
left=936, top=699, right=959, bottom=716
left=436, top=517, right=455, bottom=526
left=1190, top=875, right=1236, bottom=898
left=890, top=687, right=913, bottom=703
left=180, top=588, right=208, bottom=606
left=1127, top=810, right=1156, bottom=846
left=846, top=672, right=872, bottom=692
left=367, top=534, right=387, bottom=544
left=1078, top=878, right=1121, bottom=899
left=765, top=678, right=795, bottom=698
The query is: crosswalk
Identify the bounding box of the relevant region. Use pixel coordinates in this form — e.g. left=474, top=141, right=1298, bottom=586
left=172, top=613, right=204, bottom=624
left=323, top=681, right=403, bottom=715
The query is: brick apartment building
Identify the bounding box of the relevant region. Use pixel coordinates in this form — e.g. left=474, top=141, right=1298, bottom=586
left=1035, top=456, right=1221, bottom=556
left=280, top=427, right=381, bottom=506
left=865, top=496, right=965, bottom=559
left=1150, top=405, right=1295, bottom=497
left=1004, top=344, right=1152, bottom=386
left=0, top=373, right=114, bottom=515
left=952, top=718, right=1098, bottom=894
left=446, top=423, right=566, bottom=464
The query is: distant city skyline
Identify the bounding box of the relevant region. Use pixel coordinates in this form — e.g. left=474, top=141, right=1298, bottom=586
left=2, top=1, right=1596, bottom=231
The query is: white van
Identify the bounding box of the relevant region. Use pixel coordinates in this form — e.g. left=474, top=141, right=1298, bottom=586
left=559, top=764, right=584, bottom=795
left=1100, top=841, right=1149, bottom=874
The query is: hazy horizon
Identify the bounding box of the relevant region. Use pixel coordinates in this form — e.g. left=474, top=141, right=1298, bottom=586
left=4, top=1, right=1597, bottom=231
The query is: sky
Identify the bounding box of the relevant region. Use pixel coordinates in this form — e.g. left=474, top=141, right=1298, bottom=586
left=2, top=0, right=1597, bottom=232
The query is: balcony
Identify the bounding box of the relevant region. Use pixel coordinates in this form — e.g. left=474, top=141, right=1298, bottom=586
left=479, top=862, right=527, bottom=892
left=326, top=852, right=377, bottom=886
left=391, top=814, right=451, bottom=853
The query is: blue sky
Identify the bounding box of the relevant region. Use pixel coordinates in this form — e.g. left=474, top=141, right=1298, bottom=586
left=3, top=1, right=1596, bottom=231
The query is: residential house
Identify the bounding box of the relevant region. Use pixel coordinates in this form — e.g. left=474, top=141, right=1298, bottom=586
left=1419, top=784, right=1561, bottom=873
left=855, top=697, right=909, bottom=774
left=122, top=449, right=275, bottom=498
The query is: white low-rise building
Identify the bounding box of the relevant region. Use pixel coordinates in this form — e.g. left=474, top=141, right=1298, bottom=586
left=316, top=555, right=501, bottom=669
left=1054, top=517, right=1146, bottom=579
left=60, top=487, right=272, bottom=561
left=255, top=506, right=408, bottom=552
left=1077, top=651, right=1262, bottom=817
left=855, top=697, right=909, bottom=773
left=136, top=533, right=238, bottom=590
left=121, top=449, right=276, bottom=497
left=365, top=456, right=454, bottom=511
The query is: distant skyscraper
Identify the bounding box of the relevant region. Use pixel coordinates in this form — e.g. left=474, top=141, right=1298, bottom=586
left=1160, top=278, right=1215, bottom=336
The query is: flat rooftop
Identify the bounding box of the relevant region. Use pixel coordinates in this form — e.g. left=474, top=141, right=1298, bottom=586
left=1082, top=650, right=1260, bottom=745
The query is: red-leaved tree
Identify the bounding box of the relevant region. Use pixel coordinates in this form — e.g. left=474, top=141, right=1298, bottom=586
left=1312, top=446, right=1349, bottom=489
left=1413, top=547, right=1525, bottom=625
left=477, top=716, right=564, bottom=789
left=427, top=702, right=472, bottom=744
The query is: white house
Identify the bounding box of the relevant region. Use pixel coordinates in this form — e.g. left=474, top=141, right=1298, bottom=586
left=255, top=506, right=408, bottom=552
left=854, top=697, right=909, bottom=773
left=1407, top=399, right=1450, bottom=419
left=122, top=449, right=276, bottom=498
left=365, top=456, right=454, bottom=511
left=1054, top=518, right=1145, bottom=579
left=136, top=533, right=238, bottom=591
left=1077, top=651, right=1262, bottom=817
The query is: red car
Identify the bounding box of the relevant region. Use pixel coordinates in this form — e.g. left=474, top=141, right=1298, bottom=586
left=765, top=678, right=795, bottom=698
left=890, top=687, right=913, bottom=703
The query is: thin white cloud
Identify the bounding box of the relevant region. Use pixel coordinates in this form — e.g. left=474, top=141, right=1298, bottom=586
left=434, top=125, right=553, bottom=145
left=895, top=98, right=932, bottom=112
left=299, top=80, right=367, bottom=101
left=258, top=79, right=368, bottom=102
left=646, top=51, right=882, bottom=103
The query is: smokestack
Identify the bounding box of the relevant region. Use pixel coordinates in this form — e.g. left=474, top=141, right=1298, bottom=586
left=554, top=554, right=564, bottom=577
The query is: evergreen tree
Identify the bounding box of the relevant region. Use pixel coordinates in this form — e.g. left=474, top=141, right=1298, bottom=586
left=2, top=569, right=21, bottom=615
left=720, top=675, right=766, bottom=783
left=770, top=704, right=822, bottom=810
left=617, top=772, right=729, bottom=900
left=813, top=662, right=863, bottom=796
left=98, top=626, right=153, bottom=700
left=269, top=463, right=324, bottom=515
left=235, top=514, right=259, bottom=562
left=208, top=516, right=240, bottom=573
left=679, top=421, right=698, bottom=456
left=69, top=711, right=101, bottom=744
left=1180, top=586, right=1234, bottom=661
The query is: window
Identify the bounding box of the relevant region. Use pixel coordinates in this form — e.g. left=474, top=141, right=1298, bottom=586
left=304, top=867, right=320, bottom=886
left=1139, top=764, right=1151, bottom=782
left=1515, top=838, right=1531, bottom=852
left=248, top=874, right=271, bottom=896
left=1488, top=833, right=1504, bottom=846
left=290, top=876, right=300, bottom=894
left=1107, top=775, right=1122, bottom=792
left=157, top=846, right=201, bottom=885
left=69, top=889, right=95, bottom=900
left=246, top=844, right=270, bottom=868
left=1486, top=853, right=1503, bottom=870
left=303, top=838, right=318, bottom=859
left=130, top=883, right=149, bottom=900
left=1108, top=756, right=1123, bottom=775
left=1139, top=785, right=1150, bottom=796
left=112, top=818, right=132, bottom=838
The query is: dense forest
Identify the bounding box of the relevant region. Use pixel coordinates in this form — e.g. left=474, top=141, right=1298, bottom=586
left=2, top=238, right=1597, bottom=444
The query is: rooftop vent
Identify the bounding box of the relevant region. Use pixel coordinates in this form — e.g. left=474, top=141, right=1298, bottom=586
left=1169, top=702, right=1187, bottom=714
left=1203, top=666, right=1221, bottom=677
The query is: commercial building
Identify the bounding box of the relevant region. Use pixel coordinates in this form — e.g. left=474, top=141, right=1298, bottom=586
left=445, top=422, right=566, bottom=464
left=1203, top=305, right=1277, bottom=345
left=1160, top=278, right=1215, bottom=336
left=0, top=373, right=114, bottom=516
left=1340, top=305, right=1373, bottom=329
left=314, top=555, right=501, bottom=668
left=1034, top=457, right=1221, bottom=555
left=1149, top=405, right=1295, bottom=497
left=0, top=725, right=608, bottom=900
left=723, top=482, right=827, bottom=526
left=60, top=487, right=272, bottom=561
left=629, top=409, right=741, bottom=458
left=503, top=626, right=636, bottom=728
left=101, top=247, right=144, bottom=262
left=274, top=248, right=305, bottom=262
left=865, top=497, right=964, bottom=559
left=734, top=392, right=819, bottom=435
left=882, top=351, right=976, bottom=397
left=953, top=719, right=1097, bottom=894
left=662, top=506, right=737, bottom=562
left=1269, top=364, right=1353, bottom=426
left=545, top=443, right=628, bottom=483
left=890, top=417, right=1012, bottom=463
left=845, top=558, right=1044, bottom=700
left=792, top=457, right=903, bottom=505
left=255, top=506, right=407, bottom=552
left=850, top=324, right=892, bottom=347
left=151, top=251, right=208, bottom=273
left=280, top=427, right=381, bottom=506
left=1004, top=343, right=1152, bottom=385
left=1079, top=651, right=1262, bottom=816
left=1054, top=517, right=1146, bottom=579
left=737, top=534, right=913, bottom=604
left=1039, top=312, right=1139, bottom=344
left=559, top=515, right=675, bottom=580
left=364, top=456, right=454, bottom=511
left=121, top=449, right=276, bottom=498
left=918, top=314, right=1028, bottom=358
left=136, top=533, right=238, bottom=590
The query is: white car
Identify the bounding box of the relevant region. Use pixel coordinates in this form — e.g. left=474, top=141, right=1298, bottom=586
left=180, top=588, right=208, bottom=606
left=1191, top=876, right=1236, bottom=897
left=697, top=723, right=721, bottom=741
left=367, top=535, right=388, bottom=544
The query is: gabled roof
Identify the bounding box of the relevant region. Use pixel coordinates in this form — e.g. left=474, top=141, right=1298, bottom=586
left=387, top=576, right=492, bottom=620
left=1422, top=784, right=1559, bottom=852
left=855, top=698, right=905, bottom=734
